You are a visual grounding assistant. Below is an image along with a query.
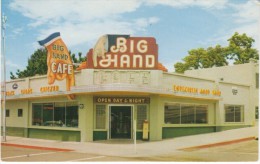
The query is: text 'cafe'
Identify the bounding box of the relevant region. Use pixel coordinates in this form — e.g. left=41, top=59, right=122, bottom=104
left=2, top=33, right=255, bottom=142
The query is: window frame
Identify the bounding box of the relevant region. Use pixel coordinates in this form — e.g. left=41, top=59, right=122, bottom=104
left=164, top=103, right=208, bottom=125
left=6, top=109, right=10, bottom=117
left=18, top=108, right=23, bottom=117
left=95, top=104, right=107, bottom=130
left=224, top=104, right=244, bottom=123
left=31, top=101, right=79, bottom=128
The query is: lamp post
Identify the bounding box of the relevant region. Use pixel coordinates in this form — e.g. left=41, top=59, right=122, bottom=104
left=2, top=13, right=7, bottom=142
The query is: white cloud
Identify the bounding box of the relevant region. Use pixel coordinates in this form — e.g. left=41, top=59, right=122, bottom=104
left=145, top=0, right=229, bottom=9
left=6, top=60, right=21, bottom=69
left=9, top=0, right=157, bottom=48
left=9, top=0, right=142, bottom=27
left=8, top=0, right=259, bottom=55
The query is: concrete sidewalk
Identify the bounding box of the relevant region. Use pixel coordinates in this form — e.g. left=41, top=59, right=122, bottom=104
left=1, top=126, right=258, bottom=157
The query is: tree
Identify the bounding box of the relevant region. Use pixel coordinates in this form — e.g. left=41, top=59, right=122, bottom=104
left=226, top=32, right=259, bottom=64
left=10, top=49, right=86, bottom=79
left=174, top=45, right=227, bottom=73
left=174, top=32, right=259, bottom=73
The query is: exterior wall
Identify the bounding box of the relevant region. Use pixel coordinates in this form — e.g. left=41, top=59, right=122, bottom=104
left=185, top=61, right=259, bottom=119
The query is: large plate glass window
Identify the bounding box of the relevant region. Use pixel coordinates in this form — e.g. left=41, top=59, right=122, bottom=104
left=32, top=102, right=78, bottom=127
left=164, top=103, right=208, bottom=124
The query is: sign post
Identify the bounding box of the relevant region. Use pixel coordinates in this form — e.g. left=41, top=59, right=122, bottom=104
left=133, top=119, right=137, bottom=154
left=1, top=14, right=7, bottom=142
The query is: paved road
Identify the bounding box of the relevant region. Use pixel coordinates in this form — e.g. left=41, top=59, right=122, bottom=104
left=1, top=140, right=258, bottom=162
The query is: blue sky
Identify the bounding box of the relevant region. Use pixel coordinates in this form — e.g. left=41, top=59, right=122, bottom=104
left=1, top=0, right=260, bottom=80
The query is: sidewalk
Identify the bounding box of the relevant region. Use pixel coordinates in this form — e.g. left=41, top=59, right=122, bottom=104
left=1, top=126, right=258, bottom=157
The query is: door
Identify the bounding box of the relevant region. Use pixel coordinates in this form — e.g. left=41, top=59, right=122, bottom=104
left=110, top=106, right=132, bottom=139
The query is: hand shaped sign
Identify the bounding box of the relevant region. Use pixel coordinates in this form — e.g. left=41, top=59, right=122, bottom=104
left=38, top=32, right=75, bottom=100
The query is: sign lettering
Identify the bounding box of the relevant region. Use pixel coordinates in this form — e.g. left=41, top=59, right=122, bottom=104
left=87, top=35, right=158, bottom=70
left=173, top=85, right=221, bottom=96
left=94, top=97, right=150, bottom=104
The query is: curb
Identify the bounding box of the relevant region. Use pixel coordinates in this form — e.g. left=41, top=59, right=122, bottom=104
left=179, top=136, right=256, bottom=151
left=1, top=143, right=74, bottom=152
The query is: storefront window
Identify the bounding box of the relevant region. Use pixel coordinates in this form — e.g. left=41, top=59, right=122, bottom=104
left=66, top=102, right=78, bottom=127
left=32, top=102, right=78, bottom=127
left=137, top=105, right=147, bottom=130
left=225, top=105, right=244, bottom=122
left=95, top=105, right=106, bottom=129
left=32, top=104, right=42, bottom=125
left=54, top=102, right=66, bottom=127
left=195, top=105, right=208, bottom=123
left=43, top=103, right=54, bottom=126
left=164, top=104, right=180, bottom=124
left=164, top=103, right=208, bottom=124
left=181, top=104, right=195, bottom=124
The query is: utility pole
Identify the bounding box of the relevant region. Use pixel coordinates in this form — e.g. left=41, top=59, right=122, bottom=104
left=2, top=13, right=7, bottom=142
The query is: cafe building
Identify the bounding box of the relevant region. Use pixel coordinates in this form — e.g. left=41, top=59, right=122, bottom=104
left=2, top=34, right=257, bottom=142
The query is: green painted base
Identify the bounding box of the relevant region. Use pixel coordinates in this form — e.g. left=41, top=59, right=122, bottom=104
left=28, top=128, right=80, bottom=142
left=93, top=131, right=107, bottom=141
left=1, top=127, right=26, bottom=137
left=93, top=131, right=147, bottom=141
left=162, top=127, right=216, bottom=139
left=162, top=125, right=251, bottom=139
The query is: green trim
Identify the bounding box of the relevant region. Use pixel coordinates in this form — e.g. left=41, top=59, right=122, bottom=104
left=93, top=131, right=146, bottom=140
left=215, top=125, right=251, bottom=132
left=162, top=127, right=215, bottom=139
left=28, top=128, right=80, bottom=142
left=93, top=131, right=107, bottom=141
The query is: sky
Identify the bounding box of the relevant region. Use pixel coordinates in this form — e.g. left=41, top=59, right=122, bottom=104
left=1, top=0, right=260, bottom=80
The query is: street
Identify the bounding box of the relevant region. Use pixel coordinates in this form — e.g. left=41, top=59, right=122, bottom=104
left=1, top=139, right=258, bottom=162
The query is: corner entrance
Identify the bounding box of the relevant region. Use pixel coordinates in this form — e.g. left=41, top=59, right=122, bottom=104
left=110, top=106, right=132, bottom=139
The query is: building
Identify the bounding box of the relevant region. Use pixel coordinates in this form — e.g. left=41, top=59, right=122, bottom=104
left=1, top=34, right=258, bottom=142
left=185, top=59, right=259, bottom=120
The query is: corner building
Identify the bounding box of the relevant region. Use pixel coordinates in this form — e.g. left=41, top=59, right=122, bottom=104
left=2, top=35, right=258, bottom=142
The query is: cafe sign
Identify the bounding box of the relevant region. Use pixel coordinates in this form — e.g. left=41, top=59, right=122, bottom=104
left=38, top=32, right=75, bottom=99
left=86, top=35, right=158, bottom=70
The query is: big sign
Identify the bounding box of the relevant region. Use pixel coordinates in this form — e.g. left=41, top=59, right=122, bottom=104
left=38, top=32, right=75, bottom=99
left=86, top=35, right=158, bottom=70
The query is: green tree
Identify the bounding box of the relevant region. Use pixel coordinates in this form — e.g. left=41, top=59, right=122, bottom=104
left=174, top=45, right=227, bottom=73
left=226, top=32, right=259, bottom=64
left=10, top=49, right=86, bottom=79
left=174, top=32, right=258, bottom=73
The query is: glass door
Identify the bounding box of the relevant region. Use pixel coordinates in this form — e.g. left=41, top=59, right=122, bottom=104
left=110, top=106, right=132, bottom=139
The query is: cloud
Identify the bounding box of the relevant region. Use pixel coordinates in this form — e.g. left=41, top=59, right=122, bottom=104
left=8, top=0, right=259, bottom=54
left=9, top=0, right=142, bottom=27
left=9, top=0, right=157, bottom=48
left=145, top=0, right=229, bottom=9
left=6, top=60, right=21, bottom=69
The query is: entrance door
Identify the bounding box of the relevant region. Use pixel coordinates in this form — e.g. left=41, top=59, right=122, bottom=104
left=110, top=106, right=132, bottom=139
